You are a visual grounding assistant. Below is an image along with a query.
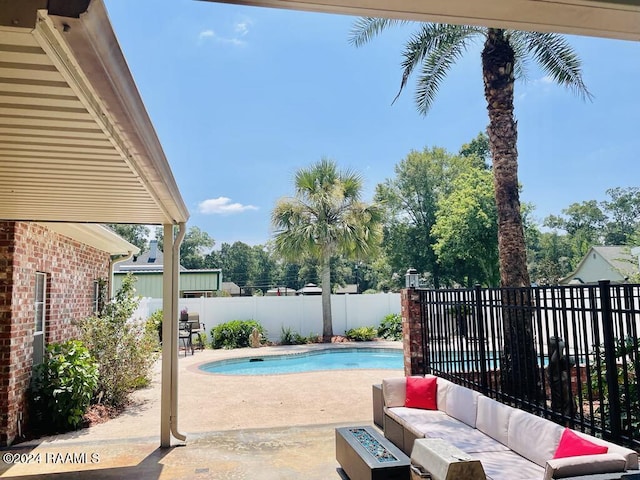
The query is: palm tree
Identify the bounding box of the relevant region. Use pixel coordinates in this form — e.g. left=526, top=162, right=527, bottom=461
left=272, top=158, right=383, bottom=341
left=350, top=21, right=590, bottom=399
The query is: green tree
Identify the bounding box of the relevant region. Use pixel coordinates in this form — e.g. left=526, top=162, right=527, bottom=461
left=602, top=187, right=640, bottom=245
left=350, top=21, right=590, bottom=400
left=106, top=224, right=150, bottom=253
left=528, top=231, right=573, bottom=285
left=458, top=132, right=491, bottom=167
left=155, top=225, right=215, bottom=269
left=375, top=146, right=483, bottom=288
left=271, top=158, right=383, bottom=341
left=545, top=200, right=606, bottom=265
left=207, top=241, right=256, bottom=288
left=432, top=167, right=499, bottom=287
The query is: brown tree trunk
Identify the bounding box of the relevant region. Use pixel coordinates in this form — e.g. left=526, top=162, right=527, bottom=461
left=482, top=29, right=530, bottom=289
left=482, top=29, right=541, bottom=402
left=320, top=256, right=333, bottom=342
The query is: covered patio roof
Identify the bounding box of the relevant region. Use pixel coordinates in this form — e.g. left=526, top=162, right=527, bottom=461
left=0, top=0, right=189, bottom=449
left=0, top=0, right=189, bottom=225
left=203, top=0, right=640, bottom=41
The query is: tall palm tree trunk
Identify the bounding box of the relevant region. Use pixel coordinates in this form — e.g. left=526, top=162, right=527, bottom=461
left=482, top=29, right=541, bottom=401
left=321, top=256, right=333, bottom=341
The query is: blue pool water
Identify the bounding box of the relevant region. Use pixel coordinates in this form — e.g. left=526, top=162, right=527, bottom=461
left=199, top=348, right=403, bottom=375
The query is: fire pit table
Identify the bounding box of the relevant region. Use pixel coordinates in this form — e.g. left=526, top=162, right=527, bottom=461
left=335, top=426, right=410, bottom=480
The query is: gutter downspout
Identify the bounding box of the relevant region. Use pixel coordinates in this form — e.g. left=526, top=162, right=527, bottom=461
left=109, top=251, right=135, bottom=299
left=160, top=222, right=187, bottom=446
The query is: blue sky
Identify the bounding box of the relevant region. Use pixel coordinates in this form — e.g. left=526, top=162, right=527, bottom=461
left=104, top=0, right=640, bottom=247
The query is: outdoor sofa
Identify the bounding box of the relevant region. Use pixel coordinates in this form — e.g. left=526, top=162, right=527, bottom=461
left=381, top=375, right=639, bottom=480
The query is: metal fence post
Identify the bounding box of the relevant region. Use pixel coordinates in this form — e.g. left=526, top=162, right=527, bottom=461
left=474, top=284, right=488, bottom=394
left=599, top=280, right=621, bottom=442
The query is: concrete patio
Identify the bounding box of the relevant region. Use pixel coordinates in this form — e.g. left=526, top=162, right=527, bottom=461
left=0, top=342, right=403, bottom=479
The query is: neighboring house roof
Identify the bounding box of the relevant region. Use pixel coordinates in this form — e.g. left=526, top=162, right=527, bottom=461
left=297, top=283, right=322, bottom=295
left=36, top=223, right=139, bottom=256
left=115, top=240, right=167, bottom=271
left=335, top=284, right=359, bottom=294
left=222, top=282, right=241, bottom=295
left=560, top=246, right=638, bottom=285
left=265, top=287, right=297, bottom=296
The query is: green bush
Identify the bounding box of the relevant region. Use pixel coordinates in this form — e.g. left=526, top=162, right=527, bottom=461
left=280, top=326, right=308, bottom=345
left=378, top=313, right=402, bottom=341
left=210, top=320, right=266, bottom=349
left=31, top=340, right=98, bottom=431
left=345, top=326, right=378, bottom=342
left=145, top=309, right=163, bottom=345
left=78, top=274, right=158, bottom=407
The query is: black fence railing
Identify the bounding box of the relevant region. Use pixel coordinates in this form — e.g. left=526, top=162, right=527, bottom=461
left=417, top=281, right=640, bottom=449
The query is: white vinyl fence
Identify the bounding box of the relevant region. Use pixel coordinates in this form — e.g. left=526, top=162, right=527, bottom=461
left=136, top=293, right=401, bottom=341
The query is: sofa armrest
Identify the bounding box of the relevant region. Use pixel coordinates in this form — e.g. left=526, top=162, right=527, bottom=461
left=543, top=453, right=627, bottom=480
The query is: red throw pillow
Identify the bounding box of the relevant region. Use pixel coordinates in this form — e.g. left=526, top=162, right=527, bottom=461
left=553, top=428, right=609, bottom=459
left=405, top=376, right=437, bottom=410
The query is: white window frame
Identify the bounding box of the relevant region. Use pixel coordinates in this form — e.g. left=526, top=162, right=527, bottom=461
left=33, top=272, right=47, bottom=365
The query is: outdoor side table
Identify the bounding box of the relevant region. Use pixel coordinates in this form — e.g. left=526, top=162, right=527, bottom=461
left=410, top=438, right=485, bottom=480
left=336, top=426, right=410, bottom=480
left=372, top=384, right=383, bottom=429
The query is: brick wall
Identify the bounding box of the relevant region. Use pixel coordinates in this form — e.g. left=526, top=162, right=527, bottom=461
left=0, top=222, right=111, bottom=446
left=401, top=288, right=425, bottom=376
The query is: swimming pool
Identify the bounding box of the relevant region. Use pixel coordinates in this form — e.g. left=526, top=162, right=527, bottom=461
left=199, top=348, right=403, bottom=375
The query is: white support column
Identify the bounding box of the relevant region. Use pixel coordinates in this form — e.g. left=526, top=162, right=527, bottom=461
left=160, top=222, right=187, bottom=447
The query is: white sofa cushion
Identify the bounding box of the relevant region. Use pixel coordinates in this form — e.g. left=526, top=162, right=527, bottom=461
left=445, top=382, right=481, bottom=428
left=471, top=450, right=545, bottom=480
left=543, top=453, right=627, bottom=480
left=385, top=406, right=449, bottom=430
left=508, top=409, right=564, bottom=467
left=435, top=376, right=453, bottom=412
left=571, top=430, right=639, bottom=470
left=476, top=396, right=515, bottom=447
left=382, top=377, right=407, bottom=407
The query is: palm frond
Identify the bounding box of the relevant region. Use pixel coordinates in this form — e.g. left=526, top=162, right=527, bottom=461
left=517, top=31, right=593, bottom=101
left=505, top=30, right=531, bottom=82
left=348, top=17, right=408, bottom=47
left=393, top=23, right=483, bottom=106
left=412, top=25, right=481, bottom=115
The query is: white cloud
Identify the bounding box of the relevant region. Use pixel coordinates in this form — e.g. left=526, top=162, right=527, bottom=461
left=198, top=29, right=215, bottom=40
left=234, top=20, right=251, bottom=36
left=197, top=18, right=252, bottom=47
left=198, top=197, right=258, bottom=215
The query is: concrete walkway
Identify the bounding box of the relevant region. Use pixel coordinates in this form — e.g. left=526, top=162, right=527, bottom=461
left=0, top=342, right=403, bottom=479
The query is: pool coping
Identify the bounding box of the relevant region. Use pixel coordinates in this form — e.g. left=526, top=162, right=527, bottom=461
left=186, top=340, right=403, bottom=376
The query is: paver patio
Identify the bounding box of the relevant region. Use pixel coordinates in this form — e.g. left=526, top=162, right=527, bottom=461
left=0, top=342, right=403, bottom=479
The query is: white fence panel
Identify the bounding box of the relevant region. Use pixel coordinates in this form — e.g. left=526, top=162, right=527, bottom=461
left=136, top=293, right=401, bottom=341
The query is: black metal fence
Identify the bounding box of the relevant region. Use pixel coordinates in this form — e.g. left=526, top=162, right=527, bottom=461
left=416, top=281, right=640, bottom=449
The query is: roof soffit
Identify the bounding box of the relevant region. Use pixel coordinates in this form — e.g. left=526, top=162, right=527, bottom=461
left=0, top=0, right=188, bottom=225
left=201, top=0, right=640, bottom=41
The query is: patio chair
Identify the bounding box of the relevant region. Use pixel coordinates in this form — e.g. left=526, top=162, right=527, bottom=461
left=178, top=320, right=193, bottom=356
left=187, top=312, right=205, bottom=351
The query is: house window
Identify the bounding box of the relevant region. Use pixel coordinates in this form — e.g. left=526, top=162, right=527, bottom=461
left=93, top=279, right=106, bottom=315
left=33, top=272, right=47, bottom=366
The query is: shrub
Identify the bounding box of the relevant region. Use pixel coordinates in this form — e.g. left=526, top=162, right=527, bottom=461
left=145, top=309, right=163, bottom=345
left=30, top=340, right=98, bottom=431
left=378, top=313, right=402, bottom=341
left=78, top=274, right=158, bottom=407
left=587, top=336, right=640, bottom=432
left=210, top=320, right=266, bottom=349
left=345, top=326, right=378, bottom=342
left=280, top=326, right=308, bottom=345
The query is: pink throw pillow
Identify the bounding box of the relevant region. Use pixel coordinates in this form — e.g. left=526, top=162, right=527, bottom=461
left=405, top=376, right=437, bottom=410
left=553, top=428, right=609, bottom=459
